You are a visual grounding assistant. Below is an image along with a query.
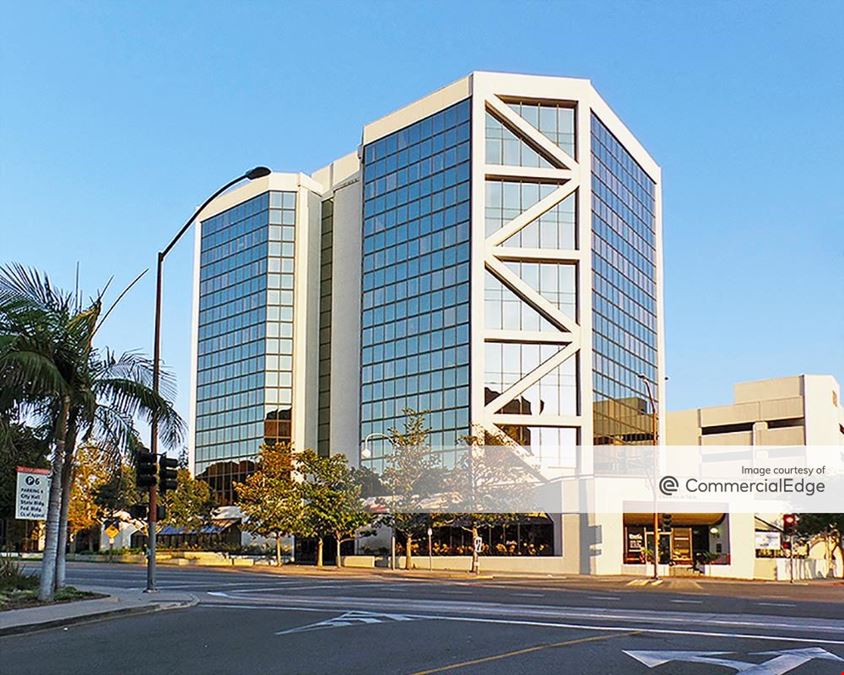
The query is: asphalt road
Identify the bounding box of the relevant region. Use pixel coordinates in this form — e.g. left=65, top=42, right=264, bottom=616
left=4, top=563, right=844, bottom=674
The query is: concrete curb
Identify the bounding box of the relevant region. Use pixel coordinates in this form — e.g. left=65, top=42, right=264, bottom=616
left=0, top=594, right=198, bottom=637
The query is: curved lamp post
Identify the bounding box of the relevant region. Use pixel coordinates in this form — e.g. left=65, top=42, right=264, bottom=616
left=146, top=166, right=271, bottom=592
left=361, top=431, right=392, bottom=463
left=360, top=431, right=397, bottom=568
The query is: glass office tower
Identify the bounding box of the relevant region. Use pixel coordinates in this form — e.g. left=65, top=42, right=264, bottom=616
left=193, top=190, right=299, bottom=504
left=191, top=74, right=663, bottom=571
left=352, top=73, right=663, bottom=485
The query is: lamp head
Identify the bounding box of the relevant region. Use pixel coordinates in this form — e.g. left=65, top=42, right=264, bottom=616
left=245, top=166, right=272, bottom=180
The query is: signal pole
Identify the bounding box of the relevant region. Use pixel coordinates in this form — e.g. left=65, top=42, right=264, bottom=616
left=639, top=373, right=660, bottom=581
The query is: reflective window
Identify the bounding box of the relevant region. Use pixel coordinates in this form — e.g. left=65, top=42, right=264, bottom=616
left=485, top=343, right=576, bottom=418
left=317, top=199, right=333, bottom=457
left=485, top=180, right=559, bottom=236
left=195, top=190, right=297, bottom=503
left=590, top=114, right=658, bottom=444
left=361, top=99, right=472, bottom=470
left=506, top=100, right=576, bottom=158
left=500, top=193, right=576, bottom=250
left=485, top=112, right=555, bottom=168
left=484, top=271, right=558, bottom=332
left=503, top=261, right=577, bottom=321
left=497, top=425, right=578, bottom=467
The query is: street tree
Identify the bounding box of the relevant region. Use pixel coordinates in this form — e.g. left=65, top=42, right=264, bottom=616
left=67, top=444, right=111, bottom=549
left=447, top=425, right=537, bottom=573
left=380, top=409, right=447, bottom=570
left=94, top=463, right=141, bottom=520
left=797, top=513, right=844, bottom=578
left=235, top=443, right=302, bottom=566
left=162, top=468, right=216, bottom=531
left=299, top=449, right=373, bottom=567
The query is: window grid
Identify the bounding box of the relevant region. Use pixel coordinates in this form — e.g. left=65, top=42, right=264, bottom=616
left=195, top=191, right=297, bottom=503
left=590, top=114, right=658, bottom=444
left=361, top=99, right=472, bottom=471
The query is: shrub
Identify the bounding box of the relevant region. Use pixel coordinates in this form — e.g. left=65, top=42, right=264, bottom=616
left=0, top=557, right=38, bottom=592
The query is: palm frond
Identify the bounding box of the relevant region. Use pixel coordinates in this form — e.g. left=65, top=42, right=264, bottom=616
left=0, top=350, right=70, bottom=399
left=0, top=263, right=74, bottom=314
left=93, top=375, right=185, bottom=450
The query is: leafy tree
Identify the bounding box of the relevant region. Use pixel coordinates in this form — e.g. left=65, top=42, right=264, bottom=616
left=380, top=409, right=446, bottom=570
left=177, top=447, right=189, bottom=469
left=0, top=265, right=184, bottom=600
left=353, top=465, right=385, bottom=499
left=94, top=463, right=141, bottom=520
left=162, top=468, right=216, bottom=531
left=797, top=513, right=844, bottom=578
left=299, top=449, right=373, bottom=567
left=235, top=444, right=302, bottom=566
left=447, top=426, right=536, bottom=573
left=67, top=445, right=111, bottom=547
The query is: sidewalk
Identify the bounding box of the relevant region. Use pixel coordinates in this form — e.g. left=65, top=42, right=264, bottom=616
left=0, top=585, right=197, bottom=636
left=152, top=558, right=838, bottom=589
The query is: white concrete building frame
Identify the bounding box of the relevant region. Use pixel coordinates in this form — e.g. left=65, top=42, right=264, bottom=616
left=189, top=72, right=669, bottom=572
left=359, top=72, right=665, bottom=464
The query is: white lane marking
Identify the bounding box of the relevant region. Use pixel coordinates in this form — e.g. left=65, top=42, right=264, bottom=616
left=199, top=603, right=844, bottom=647
left=588, top=596, right=621, bottom=601
left=239, top=583, right=386, bottom=592
left=276, top=611, right=417, bottom=635
left=669, top=599, right=703, bottom=605
left=200, top=594, right=844, bottom=634
left=435, top=615, right=844, bottom=647
left=626, top=647, right=844, bottom=674
left=511, top=593, right=545, bottom=598
left=755, top=602, right=797, bottom=608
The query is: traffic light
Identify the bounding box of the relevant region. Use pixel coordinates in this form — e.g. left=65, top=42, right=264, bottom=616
left=129, top=504, right=148, bottom=520
left=158, top=456, right=178, bottom=494
left=660, top=513, right=673, bottom=529
left=782, top=513, right=798, bottom=533
left=136, top=450, right=157, bottom=489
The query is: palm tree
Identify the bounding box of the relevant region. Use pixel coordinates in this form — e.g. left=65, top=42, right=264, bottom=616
left=0, top=264, right=184, bottom=600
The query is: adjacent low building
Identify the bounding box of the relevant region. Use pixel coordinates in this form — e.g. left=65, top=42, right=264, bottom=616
left=666, top=374, right=844, bottom=580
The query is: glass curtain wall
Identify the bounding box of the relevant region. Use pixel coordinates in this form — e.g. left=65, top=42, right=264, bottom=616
left=195, top=190, right=297, bottom=504
left=360, top=99, right=472, bottom=471
left=590, top=114, right=658, bottom=444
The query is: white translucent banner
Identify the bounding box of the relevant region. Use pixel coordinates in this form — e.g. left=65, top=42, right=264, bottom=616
left=363, top=445, right=844, bottom=514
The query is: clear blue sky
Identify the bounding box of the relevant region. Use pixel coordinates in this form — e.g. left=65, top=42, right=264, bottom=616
left=2, top=2, right=842, bottom=430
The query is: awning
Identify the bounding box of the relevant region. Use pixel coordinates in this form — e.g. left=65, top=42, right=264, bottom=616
left=623, top=513, right=726, bottom=527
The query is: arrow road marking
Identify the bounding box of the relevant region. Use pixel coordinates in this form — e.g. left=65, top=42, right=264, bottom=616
left=275, top=611, right=417, bottom=635
left=624, top=647, right=844, bottom=674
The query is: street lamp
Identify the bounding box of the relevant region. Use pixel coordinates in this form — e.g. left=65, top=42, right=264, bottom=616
left=145, top=166, right=271, bottom=593
left=361, top=431, right=391, bottom=463
left=638, top=372, right=660, bottom=581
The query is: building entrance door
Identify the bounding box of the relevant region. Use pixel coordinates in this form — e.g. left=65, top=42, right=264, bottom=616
left=672, top=527, right=693, bottom=564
